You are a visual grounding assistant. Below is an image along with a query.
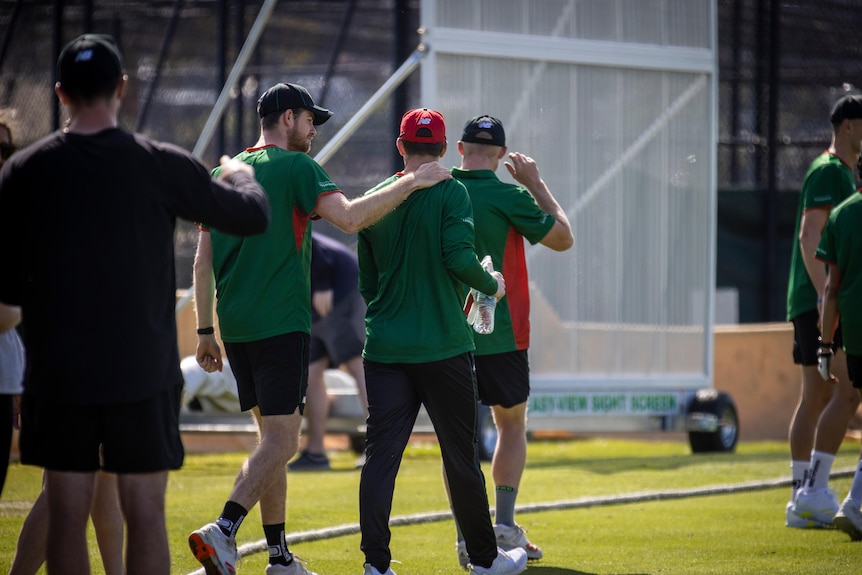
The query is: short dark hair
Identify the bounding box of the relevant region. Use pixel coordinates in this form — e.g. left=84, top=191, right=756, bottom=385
left=260, top=107, right=304, bottom=130
left=402, top=140, right=445, bottom=158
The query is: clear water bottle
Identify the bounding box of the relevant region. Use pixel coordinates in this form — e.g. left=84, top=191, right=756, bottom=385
left=473, top=255, right=497, bottom=335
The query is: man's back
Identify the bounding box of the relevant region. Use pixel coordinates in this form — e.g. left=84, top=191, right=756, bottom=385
left=358, top=176, right=495, bottom=363
left=453, top=168, right=555, bottom=354
left=311, top=232, right=359, bottom=310
left=0, top=128, right=268, bottom=404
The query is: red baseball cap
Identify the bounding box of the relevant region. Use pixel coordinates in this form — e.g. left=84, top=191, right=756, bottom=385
left=399, top=108, right=446, bottom=144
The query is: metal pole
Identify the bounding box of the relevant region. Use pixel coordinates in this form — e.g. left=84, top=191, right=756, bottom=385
left=320, top=0, right=357, bottom=105
left=314, top=47, right=427, bottom=167
left=135, top=0, right=184, bottom=133
left=178, top=0, right=278, bottom=314
left=765, top=0, right=780, bottom=321
left=192, top=0, right=278, bottom=160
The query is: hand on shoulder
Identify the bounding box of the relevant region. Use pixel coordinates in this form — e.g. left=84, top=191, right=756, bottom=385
left=411, top=161, right=452, bottom=190
left=217, top=155, right=254, bottom=180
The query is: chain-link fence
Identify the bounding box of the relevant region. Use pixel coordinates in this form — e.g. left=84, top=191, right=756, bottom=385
left=3, top=0, right=861, bottom=320
left=0, top=0, right=420, bottom=288
left=717, top=0, right=862, bottom=321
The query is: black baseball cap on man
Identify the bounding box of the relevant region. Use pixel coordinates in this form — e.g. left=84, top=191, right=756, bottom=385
left=830, top=95, right=862, bottom=125
left=461, top=115, right=506, bottom=147
left=58, top=34, right=123, bottom=95
left=257, top=83, right=333, bottom=125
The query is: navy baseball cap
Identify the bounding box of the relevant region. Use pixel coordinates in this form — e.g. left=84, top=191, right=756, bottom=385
left=58, top=34, right=123, bottom=93
left=461, top=115, right=506, bottom=147
left=257, top=82, right=333, bottom=125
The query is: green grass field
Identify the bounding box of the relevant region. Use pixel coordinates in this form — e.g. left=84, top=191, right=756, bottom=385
left=2, top=435, right=861, bottom=575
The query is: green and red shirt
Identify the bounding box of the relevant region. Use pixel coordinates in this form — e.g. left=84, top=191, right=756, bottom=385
left=452, top=168, right=555, bottom=355
left=209, top=145, right=340, bottom=342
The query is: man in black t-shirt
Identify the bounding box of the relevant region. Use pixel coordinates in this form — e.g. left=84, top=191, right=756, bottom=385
left=0, top=34, right=270, bottom=575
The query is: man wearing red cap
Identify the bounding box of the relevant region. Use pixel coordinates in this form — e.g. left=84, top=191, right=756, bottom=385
left=189, top=89, right=451, bottom=575
left=356, top=108, right=527, bottom=575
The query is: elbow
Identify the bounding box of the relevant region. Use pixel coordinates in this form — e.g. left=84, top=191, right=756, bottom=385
left=555, top=234, right=574, bottom=252
left=544, top=228, right=574, bottom=252
left=328, top=213, right=364, bottom=234
left=339, top=220, right=364, bottom=234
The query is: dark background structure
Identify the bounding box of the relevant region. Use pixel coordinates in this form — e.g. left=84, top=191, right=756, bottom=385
left=1, top=0, right=861, bottom=323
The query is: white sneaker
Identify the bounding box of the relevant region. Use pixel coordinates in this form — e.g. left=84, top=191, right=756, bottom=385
left=363, top=563, right=397, bottom=575
left=456, top=540, right=469, bottom=569
left=793, top=488, right=839, bottom=525
left=188, top=523, right=239, bottom=575
left=785, top=501, right=830, bottom=528
left=834, top=499, right=862, bottom=541
left=493, top=524, right=543, bottom=560
left=266, top=557, right=319, bottom=575
left=468, top=547, right=527, bottom=575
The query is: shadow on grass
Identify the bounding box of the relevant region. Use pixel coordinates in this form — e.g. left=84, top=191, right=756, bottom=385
left=527, top=566, right=649, bottom=575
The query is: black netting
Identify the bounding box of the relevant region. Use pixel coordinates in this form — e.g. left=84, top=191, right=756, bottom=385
left=2, top=1, right=857, bottom=320
left=717, top=0, right=862, bottom=321
left=0, top=0, right=419, bottom=289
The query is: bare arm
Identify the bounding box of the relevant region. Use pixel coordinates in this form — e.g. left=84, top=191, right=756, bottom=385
left=0, top=302, right=21, bottom=333
left=312, top=289, right=334, bottom=318
left=818, top=264, right=841, bottom=383
left=799, top=208, right=829, bottom=298
left=315, top=161, right=452, bottom=233
left=504, top=152, right=573, bottom=251
left=820, top=264, right=841, bottom=345
left=193, top=230, right=222, bottom=372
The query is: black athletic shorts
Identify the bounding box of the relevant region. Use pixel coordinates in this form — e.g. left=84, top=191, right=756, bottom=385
left=791, top=309, right=843, bottom=366
left=224, top=332, right=309, bottom=416
left=19, top=383, right=184, bottom=473
left=474, top=349, right=530, bottom=408
left=309, top=290, right=366, bottom=365
left=846, top=354, right=862, bottom=389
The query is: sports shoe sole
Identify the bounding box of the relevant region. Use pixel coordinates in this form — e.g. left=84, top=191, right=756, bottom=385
left=834, top=514, right=862, bottom=541
left=188, top=532, right=237, bottom=575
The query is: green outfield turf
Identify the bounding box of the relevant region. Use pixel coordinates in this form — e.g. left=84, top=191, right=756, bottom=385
left=2, top=436, right=861, bottom=574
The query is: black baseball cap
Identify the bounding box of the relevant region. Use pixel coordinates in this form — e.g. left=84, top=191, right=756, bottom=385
left=257, top=82, right=333, bottom=125
left=461, top=115, right=506, bottom=147
left=58, top=34, right=123, bottom=93
left=830, top=95, right=862, bottom=125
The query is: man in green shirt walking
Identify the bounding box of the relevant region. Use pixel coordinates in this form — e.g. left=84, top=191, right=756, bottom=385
left=189, top=85, right=451, bottom=575
left=357, top=108, right=526, bottom=575
left=447, top=115, right=573, bottom=567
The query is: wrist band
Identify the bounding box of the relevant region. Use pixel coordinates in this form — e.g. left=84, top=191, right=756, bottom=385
left=197, top=326, right=215, bottom=335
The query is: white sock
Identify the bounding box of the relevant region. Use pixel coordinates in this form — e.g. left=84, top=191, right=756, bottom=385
left=848, top=460, right=862, bottom=505
left=791, top=460, right=809, bottom=499
left=807, top=451, right=836, bottom=490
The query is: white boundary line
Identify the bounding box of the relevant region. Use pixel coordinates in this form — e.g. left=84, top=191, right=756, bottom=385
left=185, top=466, right=856, bottom=574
